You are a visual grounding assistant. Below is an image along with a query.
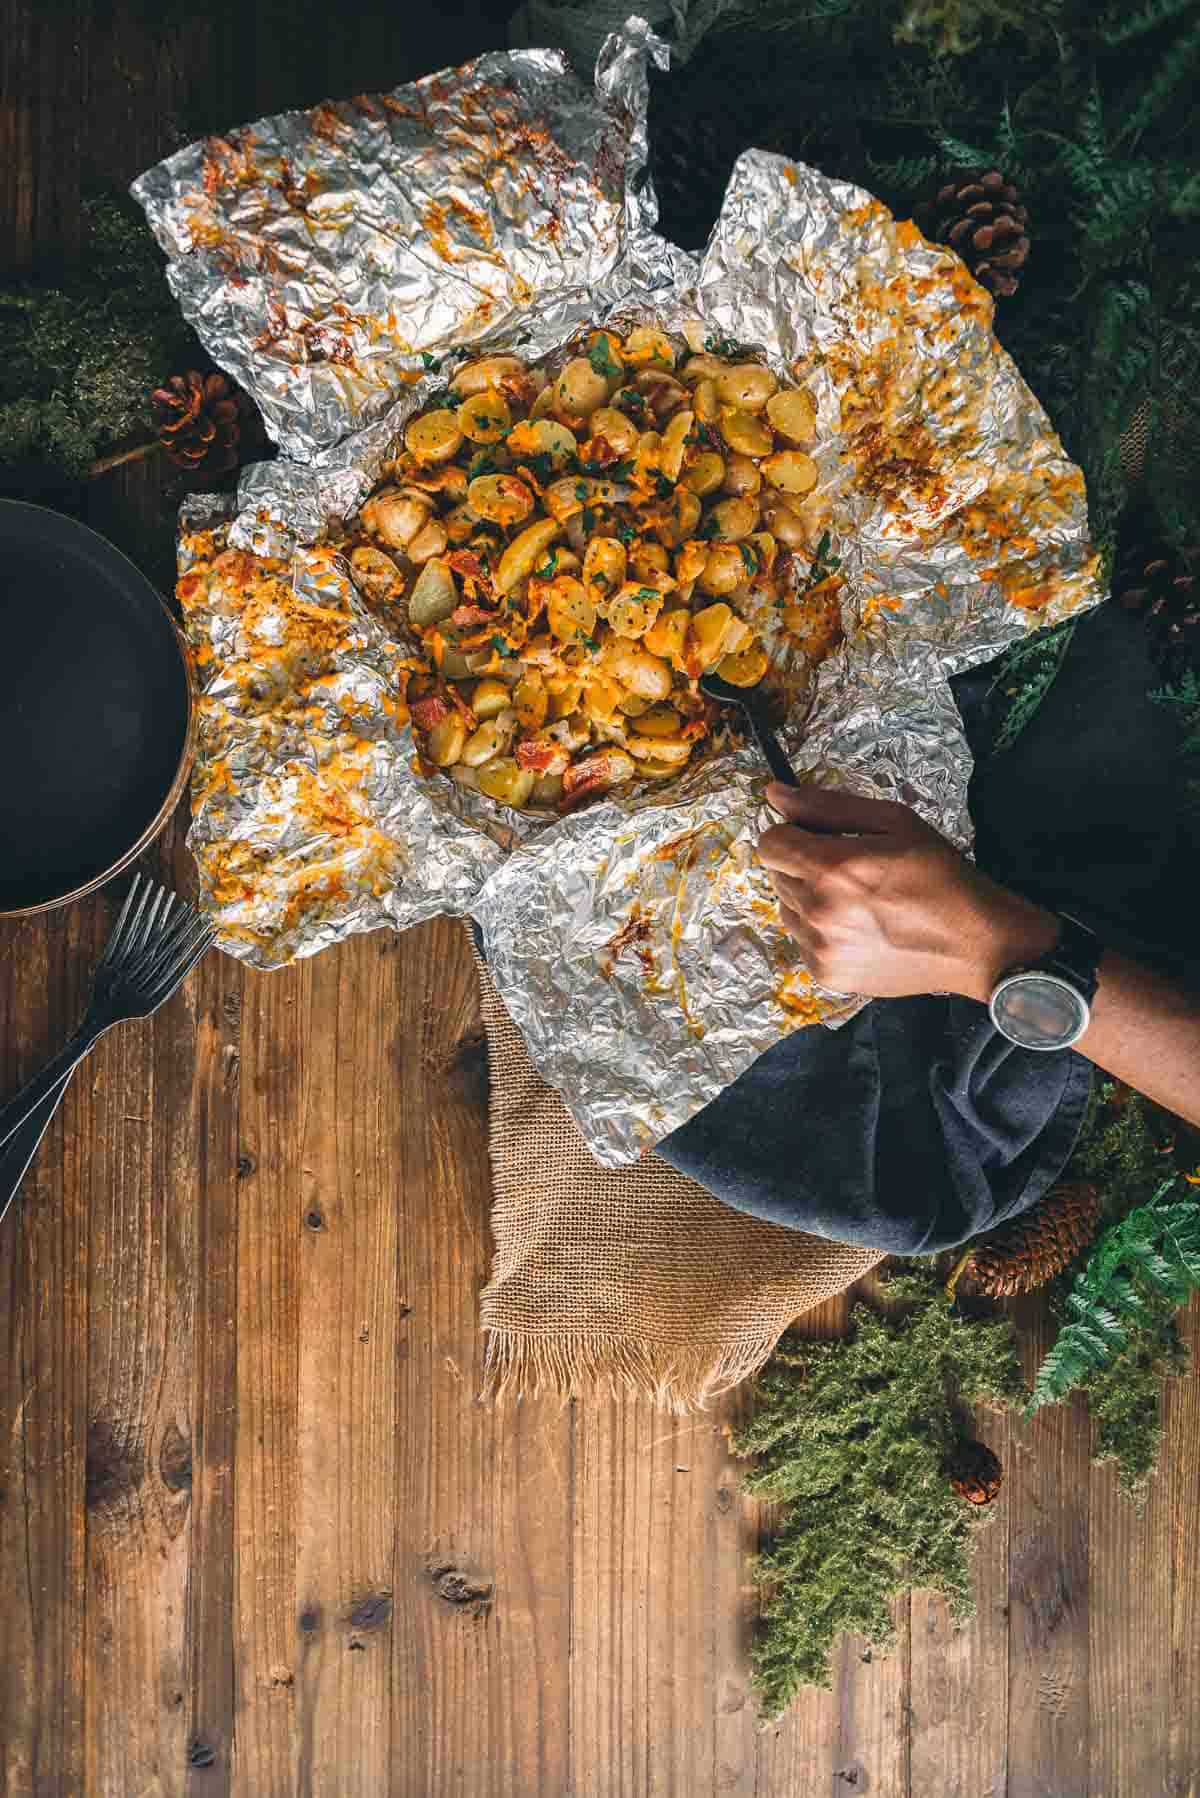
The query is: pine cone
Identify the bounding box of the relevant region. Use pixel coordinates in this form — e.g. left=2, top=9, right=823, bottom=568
left=948, top=1439, right=1003, bottom=1507
left=151, top=370, right=243, bottom=475
left=968, top=1181, right=1101, bottom=1297
left=917, top=169, right=1030, bottom=298
left=1112, top=537, right=1200, bottom=651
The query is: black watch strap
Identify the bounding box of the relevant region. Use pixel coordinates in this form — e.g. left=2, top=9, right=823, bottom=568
left=1034, top=911, right=1102, bottom=1003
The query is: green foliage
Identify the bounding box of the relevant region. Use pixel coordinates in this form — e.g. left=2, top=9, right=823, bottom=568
left=894, top=0, right=1051, bottom=57
left=987, top=619, right=1075, bottom=754
left=0, top=190, right=196, bottom=483
left=1083, top=1293, right=1189, bottom=1504
left=1153, top=670, right=1200, bottom=810
left=732, top=1264, right=1023, bottom=1715
left=1027, top=1185, right=1200, bottom=1414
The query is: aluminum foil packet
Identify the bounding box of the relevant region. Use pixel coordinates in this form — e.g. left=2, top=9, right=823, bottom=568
left=135, top=19, right=1103, bottom=1166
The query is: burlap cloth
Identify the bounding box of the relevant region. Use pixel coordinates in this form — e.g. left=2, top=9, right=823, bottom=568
left=474, top=943, right=883, bottom=1409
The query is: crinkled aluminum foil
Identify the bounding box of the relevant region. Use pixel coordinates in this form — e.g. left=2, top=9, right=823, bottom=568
left=137, top=19, right=1103, bottom=1166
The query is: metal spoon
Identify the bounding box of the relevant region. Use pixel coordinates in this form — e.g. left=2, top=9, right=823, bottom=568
left=699, top=672, right=798, bottom=787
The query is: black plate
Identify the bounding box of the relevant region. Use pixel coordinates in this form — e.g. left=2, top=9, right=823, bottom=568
left=0, top=500, right=192, bottom=916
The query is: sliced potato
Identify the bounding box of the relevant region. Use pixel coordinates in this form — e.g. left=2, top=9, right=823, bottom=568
left=721, top=452, right=762, bottom=497
left=406, top=516, right=448, bottom=563
left=496, top=517, right=563, bottom=594
left=457, top=389, right=512, bottom=444
left=360, top=487, right=431, bottom=548
left=642, top=606, right=690, bottom=665
left=598, top=641, right=672, bottom=701
left=505, top=417, right=578, bottom=469
left=762, top=450, right=818, bottom=495
left=427, top=713, right=466, bottom=767
left=659, top=410, right=694, bottom=481
left=683, top=451, right=725, bottom=497
left=513, top=671, right=548, bottom=730
left=688, top=602, right=734, bottom=670
left=588, top=406, right=639, bottom=456
left=699, top=542, right=747, bottom=596
left=718, top=407, right=773, bottom=457
left=349, top=546, right=405, bottom=603
left=404, top=409, right=463, bottom=464
left=606, top=581, right=664, bottom=639
left=713, top=362, right=778, bottom=412
left=546, top=577, right=597, bottom=644
left=467, top=472, right=536, bottom=526
left=653, top=486, right=702, bottom=549
left=766, top=386, right=817, bottom=443
left=462, top=711, right=517, bottom=767
left=583, top=536, right=627, bottom=605
left=530, top=771, right=565, bottom=806
left=555, top=357, right=609, bottom=418
left=692, top=378, right=721, bottom=425
left=407, top=558, right=458, bottom=628
left=471, top=678, right=512, bottom=720
left=452, top=355, right=529, bottom=397
left=475, top=757, right=535, bottom=808
left=621, top=325, right=675, bottom=367
left=717, top=644, right=770, bottom=687
left=630, top=704, right=682, bottom=738
left=709, top=496, right=759, bottom=541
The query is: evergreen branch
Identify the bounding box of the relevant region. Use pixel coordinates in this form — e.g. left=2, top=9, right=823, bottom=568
left=1027, top=1186, right=1200, bottom=1413
left=1100, top=0, right=1200, bottom=45
left=1120, top=11, right=1200, bottom=146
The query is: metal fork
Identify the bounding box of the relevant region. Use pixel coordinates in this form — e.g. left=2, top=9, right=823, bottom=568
left=0, top=875, right=215, bottom=1164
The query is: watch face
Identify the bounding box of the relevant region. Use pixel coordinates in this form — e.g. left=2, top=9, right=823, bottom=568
left=990, top=972, right=1089, bottom=1051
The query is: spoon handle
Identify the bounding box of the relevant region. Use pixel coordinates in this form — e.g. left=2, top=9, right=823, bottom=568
left=745, top=702, right=798, bottom=787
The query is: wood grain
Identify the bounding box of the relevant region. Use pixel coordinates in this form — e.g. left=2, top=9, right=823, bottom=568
left=2, top=3, right=1199, bottom=1794
left=1007, top=1296, right=1091, bottom=1798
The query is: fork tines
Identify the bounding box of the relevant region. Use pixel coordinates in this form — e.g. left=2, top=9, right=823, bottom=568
left=101, top=873, right=216, bottom=1002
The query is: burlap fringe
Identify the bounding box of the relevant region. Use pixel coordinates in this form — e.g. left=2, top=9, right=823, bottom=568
left=479, top=1325, right=786, bottom=1413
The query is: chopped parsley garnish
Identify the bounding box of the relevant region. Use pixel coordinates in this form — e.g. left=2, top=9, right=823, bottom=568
left=588, top=339, right=624, bottom=381
left=582, top=506, right=596, bottom=532
left=574, top=479, right=588, bottom=501
left=490, top=635, right=516, bottom=657
left=581, top=634, right=600, bottom=652
left=445, top=388, right=463, bottom=407
left=698, top=513, right=720, bottom=539
left=739, top=542, right=759, bottom=574
left=592, top=571, right=610, bottom=591
left=704, top=331, right=745, bottom=358
left=536, top=555, right=558, bottom=577
left=468, top=450, right=498, bottom=479
left=608, top=457, right=634, bottom=481
left=527, top=450, right=555, bottom=483
left=637, top=585, right=660, bottom=602
left=420, top=351, right=442, bottom=371
left=616, top=520, right=638, bottom=545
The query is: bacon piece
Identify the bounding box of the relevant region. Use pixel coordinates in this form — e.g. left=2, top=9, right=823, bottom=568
left=409, top=693, right=451, bottom=732
left=515, top=737, right=569, bottom=776
left=450, top=603, right=496, bottom=630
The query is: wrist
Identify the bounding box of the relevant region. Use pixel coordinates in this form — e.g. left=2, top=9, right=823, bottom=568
left=954, top=885, right=1061, bottom=1005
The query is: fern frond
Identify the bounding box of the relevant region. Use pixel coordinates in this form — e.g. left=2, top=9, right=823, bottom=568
left=1100, top=0, right=1200, bottom=45
left=1027, top=1186, right=1200, bottom=1414
left=1121, top=12, right=1200, bottom=145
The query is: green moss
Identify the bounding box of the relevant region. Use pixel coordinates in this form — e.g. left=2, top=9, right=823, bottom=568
left=732, top=1264, right=1023, bottom=1716
left=0, top=190, right=196, bottom=480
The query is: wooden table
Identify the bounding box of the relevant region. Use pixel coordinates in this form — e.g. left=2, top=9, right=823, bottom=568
left=3, top=5, right=1200, bottom=1793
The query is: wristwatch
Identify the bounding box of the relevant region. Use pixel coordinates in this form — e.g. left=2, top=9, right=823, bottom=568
left=988, top=911, right=1102, bottom=1051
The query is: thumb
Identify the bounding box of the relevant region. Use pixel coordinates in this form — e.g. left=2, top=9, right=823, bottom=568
left=765, top=780, right=901, bottom=834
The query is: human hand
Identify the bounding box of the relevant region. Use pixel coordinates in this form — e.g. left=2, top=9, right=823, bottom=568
left=757, top=782, right=1059, bottom=1002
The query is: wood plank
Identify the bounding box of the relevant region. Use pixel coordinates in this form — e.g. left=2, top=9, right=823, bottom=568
left=908, top=1406, right=1010, bottom=1798
left=750, top=1285, right=912, bottom=1798
left=291, top=940, right=400, bottom=1794
left=1007, top=1294, right=1090, bottom=1798
left=182, top=870, right=242, bottom=1798
left=80, top=850, right=206, bottom=1797
left=388, top=918, right=573, bottom=1798
left=1087, top=1376, right=1174, bottom=1797
left=0, top=906, right=89, bottom=1798
left=233, top=958, right=304, bottom=1795
left=1168, top=1293, right=1200, bottom=1798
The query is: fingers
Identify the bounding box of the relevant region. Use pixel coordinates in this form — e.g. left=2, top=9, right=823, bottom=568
left=758, top=820, right=844, bottom=876
left=765, top=780, right=905, bottom=835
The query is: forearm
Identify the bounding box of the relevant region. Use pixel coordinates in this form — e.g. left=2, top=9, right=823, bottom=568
left=958, top=885, right=1200, bottom=1126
